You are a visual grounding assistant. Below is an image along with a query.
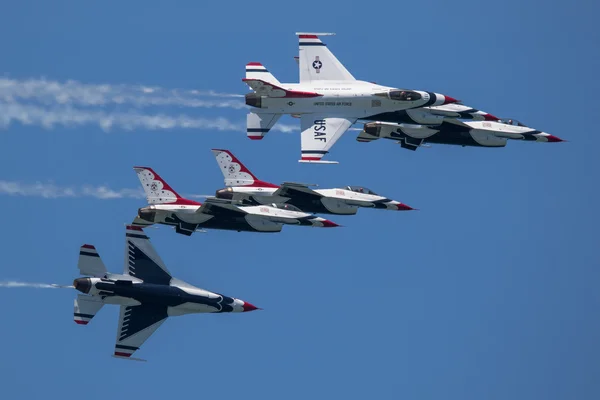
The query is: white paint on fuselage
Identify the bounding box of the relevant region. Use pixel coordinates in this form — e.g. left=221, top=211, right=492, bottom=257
left=259, top=81, right=437, bottom=117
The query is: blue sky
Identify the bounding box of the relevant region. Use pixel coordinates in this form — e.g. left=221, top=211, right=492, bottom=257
left=0, top=1, right=598, bottom=399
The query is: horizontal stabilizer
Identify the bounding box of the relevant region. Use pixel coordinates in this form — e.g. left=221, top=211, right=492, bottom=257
left=247, top=112, right=282, bottom=140
left=74, top=294, right=104, bottom=325
left=78, top=245, right=107, bottom=277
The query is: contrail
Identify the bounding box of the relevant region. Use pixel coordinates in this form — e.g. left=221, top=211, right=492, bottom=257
left=0, top=102, right=298, bottom=133
left=0, top=77, right=246, bottom=108
left=0, top=102, right=245, bottom=132
left=0, top=281, right=64, bottom=289
left=0, top=181, right=213, bottom=200
left=0, top=181, right=145, bottom=199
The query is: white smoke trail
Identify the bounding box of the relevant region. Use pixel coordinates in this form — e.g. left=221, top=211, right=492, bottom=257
left=0, top=77, right=246, bottom=108
left=0, top=102, right=298, bottom=133
left=0, top=181, right=215, bottom=200
left=0, top=181, right=145, bottom=199
left=0, top=102, right=245, bottom=132
left=0, top=281, right=61, bottom=289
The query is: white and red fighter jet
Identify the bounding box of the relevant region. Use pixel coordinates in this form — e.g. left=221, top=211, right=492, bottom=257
left=212, top=149, right=414, bottom=215
left=132, top=166, right=339, bottom=236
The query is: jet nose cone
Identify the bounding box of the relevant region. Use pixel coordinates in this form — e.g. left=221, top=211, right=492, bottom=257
left=442, top=95, right=459, bottom=105
left=396, top=203, right=415, bottom=211
left=242, top=302, right=259, bottom=312
left=546, top=134, right=565, bottom=143
left=320, top=219, right=340, bottom=228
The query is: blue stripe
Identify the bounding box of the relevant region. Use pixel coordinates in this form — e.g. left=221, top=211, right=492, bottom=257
left=79, top=251, right=99, bottom=257
left=301, top=150, right=328, bottom=154
left=299, top=42, right=326, bottom=46
left=74, top=313, right=95, bottom=319
left=126, top=233, right=148, bottom=239
left=115, top=344, right=139, bottom=351
left=248, top=128, right=269, bottom=133
left=246, top=69, right=269, bottom=73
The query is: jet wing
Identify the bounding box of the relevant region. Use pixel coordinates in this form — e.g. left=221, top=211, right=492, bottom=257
left=196, top=198, right=249, bottom=216
left=123, top=225, right=172, bottom=285
left=300, top=115, right=355, bottom=163
left=274, top=182, right=323, bottom=200
left=113, top=304, right=168, bottom=361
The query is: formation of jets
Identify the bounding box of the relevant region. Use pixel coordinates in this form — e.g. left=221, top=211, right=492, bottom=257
left=6, top=33, right=562, bottom=360
left=244, top=33, right=563, bottom=162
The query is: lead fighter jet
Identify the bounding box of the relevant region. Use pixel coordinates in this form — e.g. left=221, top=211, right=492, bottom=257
left=243, top=32, right=459, bottom=163
left=73, top=225, right=259, bottom=360
left=132, top=166, right=339, bottom=236
left=212, top=149, right=414, bottom=214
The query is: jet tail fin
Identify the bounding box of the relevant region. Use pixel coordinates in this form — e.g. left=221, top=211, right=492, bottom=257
left=297, top=33, right=355, bottom=83
left=74, top=294, right=104, bottom=325
left=211, top=149, right=279, bottom=188
left=133, top=167, right=200, bottom=206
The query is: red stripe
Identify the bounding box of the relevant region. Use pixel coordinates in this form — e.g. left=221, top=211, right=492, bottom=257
left=246, top=62, right=263, bottom=66
left=301, top=157, right=322, bottom=161
left=248, top=179, right=280, bottom=189
left=248, top=136, right=264, bottom=140
left=81, top=244, right=95, bottom=249
left=74, top=320, right=88, bottom=325
left=114, top=352, right=131, bottom=357
left=171, top=198, right=202, bottom=206
left=125, top=225, right=143, bottom=231
left=299, top=34, right=318, bottom=39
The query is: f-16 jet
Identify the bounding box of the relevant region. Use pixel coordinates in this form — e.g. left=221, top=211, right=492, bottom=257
left=132, top=166, right=339, bottom=236
left=356, top=117, right=564, bottom=150
left=73, top=225, right=258, bottom=360
left=212, top=149, right=414, bottom=215
left=243, top=32, right=460, bottom=163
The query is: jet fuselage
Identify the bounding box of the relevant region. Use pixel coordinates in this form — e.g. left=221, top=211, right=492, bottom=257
left=74, top=277, right=253, bottom=315
left=247, top=80, right=455, bottom=119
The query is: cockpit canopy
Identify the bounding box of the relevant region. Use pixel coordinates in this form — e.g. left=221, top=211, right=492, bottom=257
left=271, top=203, right=302, bottom=212
left=346, top=186, right=378, bottom=195
left=374, top=90, right=422, bottom=102
left=499, top=118, right=527, bottom=127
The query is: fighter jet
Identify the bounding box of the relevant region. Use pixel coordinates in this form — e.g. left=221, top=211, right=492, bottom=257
left=212, top=149, right=414, bottom=215
left=73, top=225, right=259, bottom=360
left=356, top=118, right=564, bottom=151
left=132, top=166, right=339, bottom=236
left=243, top=32, right=459, bottom=163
